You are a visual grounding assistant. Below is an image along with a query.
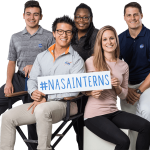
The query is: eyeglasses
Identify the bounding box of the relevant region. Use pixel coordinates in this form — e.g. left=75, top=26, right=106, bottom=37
left=56, top=29, right=72, bottom=36
left=75, top=16, right=90, bottom=21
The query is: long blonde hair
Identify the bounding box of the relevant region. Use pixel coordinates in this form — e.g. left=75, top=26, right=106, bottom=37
left=93, top=25, right=120, bottom=71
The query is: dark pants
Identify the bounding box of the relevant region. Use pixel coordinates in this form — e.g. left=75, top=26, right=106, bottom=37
left=85, top=111, right=150, bottom=150
left=73, top=95, right=88, bottom=150
left=0, top=72, right=38, bottom=150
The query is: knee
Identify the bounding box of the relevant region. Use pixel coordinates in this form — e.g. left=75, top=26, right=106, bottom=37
left=2, top=111, right=16, bottom=126
left=140, top=120, right=150, bottom=134
left=34, top=104, right=50, bottom=120
left=118, top=136, right=130, bottom=148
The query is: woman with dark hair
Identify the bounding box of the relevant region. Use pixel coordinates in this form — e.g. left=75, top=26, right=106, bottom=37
left=71, top=3, right=98, bottom=150
left=84, top=25, right=150, bottom=150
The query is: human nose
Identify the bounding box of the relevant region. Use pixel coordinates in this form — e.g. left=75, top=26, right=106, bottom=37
left=30, top=14, right=34, bottom=19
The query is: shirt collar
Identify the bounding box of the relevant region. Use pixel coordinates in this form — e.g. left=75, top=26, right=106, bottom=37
left=48, top=43, right=73, bottom=61
left=126, top=24, right=146, bottom=38
left=22, top=25, right=43, bottom=35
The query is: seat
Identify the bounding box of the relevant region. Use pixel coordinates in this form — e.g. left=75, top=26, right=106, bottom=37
left=5, top=76, right=84, bottom=150
left=84, top=126, right=131, bottom=150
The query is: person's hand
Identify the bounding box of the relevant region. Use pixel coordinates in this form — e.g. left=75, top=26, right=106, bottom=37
left=31, top=90, right=46, bottom=102
left=111, top=78, right=120, bottom=89
left=90, top=90, right=103, bottom=99
left=28, top=98, right=46, bottom=114
left=4, top=82, right=14, bottom=95
left=126, top=88, right=141, bottom=105
left=23, top=65, right=33, bottom=78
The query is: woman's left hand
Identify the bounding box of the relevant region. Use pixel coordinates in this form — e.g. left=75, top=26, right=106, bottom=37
left=111, top=77, right=120, bottom=89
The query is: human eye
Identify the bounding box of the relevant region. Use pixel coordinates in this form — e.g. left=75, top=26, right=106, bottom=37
left=75, top=16, right=80, bottom=19
left=26, top=13, right=30, bottom=16
left=34, top=13, right=39, bottom=16
left=58, top=30, right=63, bottom=34
left=103, top=38, right=107, bottom=41
left=110, top=37, right=114, bottom=40
left=66, top=30, right=72, bottom=35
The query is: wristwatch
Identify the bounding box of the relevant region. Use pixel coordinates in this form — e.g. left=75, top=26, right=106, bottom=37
left=136, top=89, right=143, bottom=94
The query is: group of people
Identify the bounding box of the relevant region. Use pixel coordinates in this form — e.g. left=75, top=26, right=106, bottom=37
left=0, top=1, right=150, bottom=150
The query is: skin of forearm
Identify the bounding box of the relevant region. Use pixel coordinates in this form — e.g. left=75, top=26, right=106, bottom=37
left=114, top=86, right=122, bottom=95
left=138, top=73, right=150, bottom=93
left=6, top=61, right=16, bottom=83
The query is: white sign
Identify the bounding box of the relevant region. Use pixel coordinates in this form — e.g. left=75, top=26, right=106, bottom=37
left=38, top=71, right=112, bottom=94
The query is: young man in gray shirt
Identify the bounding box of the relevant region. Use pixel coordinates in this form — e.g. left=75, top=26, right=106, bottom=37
left=0, top=1, right=54, bottom=149
left=0, top=15, right=85, bottom=150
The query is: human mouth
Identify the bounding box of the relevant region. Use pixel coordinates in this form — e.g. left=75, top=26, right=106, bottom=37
left=130, top=21, right=136, bottom=24
left=106, top=46, right=113, bottom=48
left=78, top=24, right=85, bottom=27
left=60, top=39, right=67, bottom=41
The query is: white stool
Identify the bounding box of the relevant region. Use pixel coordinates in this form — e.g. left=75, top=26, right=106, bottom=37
left=84, top=126, right=130, bottom=150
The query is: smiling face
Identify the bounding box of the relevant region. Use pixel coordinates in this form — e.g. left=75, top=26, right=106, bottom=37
left=102, top=30, right=117, bottom=54
left=23, top=7, right=42, bottom=29
left=53, top=23, right=73, bottom=48
left=124, top=7, right=143, bottom=30
left=74, top=8, right=91, bottom=31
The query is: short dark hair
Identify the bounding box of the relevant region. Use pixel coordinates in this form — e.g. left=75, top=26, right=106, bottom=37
left=52, top=15, right=76, bottom=34
left=24, top=0, right=42, bottom=15
left=74, top=3, right=93, bottom=18
left=124, top=2, right=142, bottom=15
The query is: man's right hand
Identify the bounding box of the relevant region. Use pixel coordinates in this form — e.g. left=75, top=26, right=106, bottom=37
left=126, top=87, right=140, bottom=105
left=4, top=82, right=14, bottom=95
left=31, top=90, right=46, bottom=102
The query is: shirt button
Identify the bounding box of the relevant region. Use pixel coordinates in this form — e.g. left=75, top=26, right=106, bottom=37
left=134, top=41, right=135, bottom=42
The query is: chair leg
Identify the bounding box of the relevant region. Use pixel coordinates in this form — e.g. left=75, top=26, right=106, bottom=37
left=16, top=126, right=34, bottom=150
left=52, top=118, right=78, bottom=148
left=51, top=121, right=67, bottom=140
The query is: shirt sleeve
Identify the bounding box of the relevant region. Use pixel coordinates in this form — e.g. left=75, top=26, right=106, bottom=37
left=118, top=64, right=129, bottom=99
left=47, top=35, right=55, bottom=49
left=7, top=35, right=17, bottom=61
left=27, top=55, right=41, bottom=96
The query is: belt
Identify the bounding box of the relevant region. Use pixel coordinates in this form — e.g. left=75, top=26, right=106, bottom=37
left=17, top=70, right=25, bottom=79
left=128, top=80, right=142, bottom=85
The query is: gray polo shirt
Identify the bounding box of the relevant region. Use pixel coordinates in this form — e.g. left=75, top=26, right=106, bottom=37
left=8, top=26, right=55, bottom=74
left=27, top=44, right=85, bottom=101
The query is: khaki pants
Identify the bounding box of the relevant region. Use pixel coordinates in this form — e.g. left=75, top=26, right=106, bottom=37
left=121, top=82, right=150, bottom=150
left=0, top=101, right=77, bottom=150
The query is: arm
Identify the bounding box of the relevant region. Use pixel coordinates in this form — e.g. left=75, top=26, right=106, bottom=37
left=139, top=73, right=150, bottom=92
left=5, top=35, right=17, bottom=95
left=115, top=64, right=129, bottom=99
left=4, top=61, right=16, bottom=94
left=27, top=55, right=45, bottom=101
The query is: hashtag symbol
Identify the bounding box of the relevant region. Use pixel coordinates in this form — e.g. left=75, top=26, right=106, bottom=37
left=40, top=81, right=48, bottom=90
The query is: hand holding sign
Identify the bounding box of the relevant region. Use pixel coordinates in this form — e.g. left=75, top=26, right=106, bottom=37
left=31, top=90, right=46, bottom=102
left=111, top=78, right=120, bottom=89
left=91, top=90, right=103, bottom=99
